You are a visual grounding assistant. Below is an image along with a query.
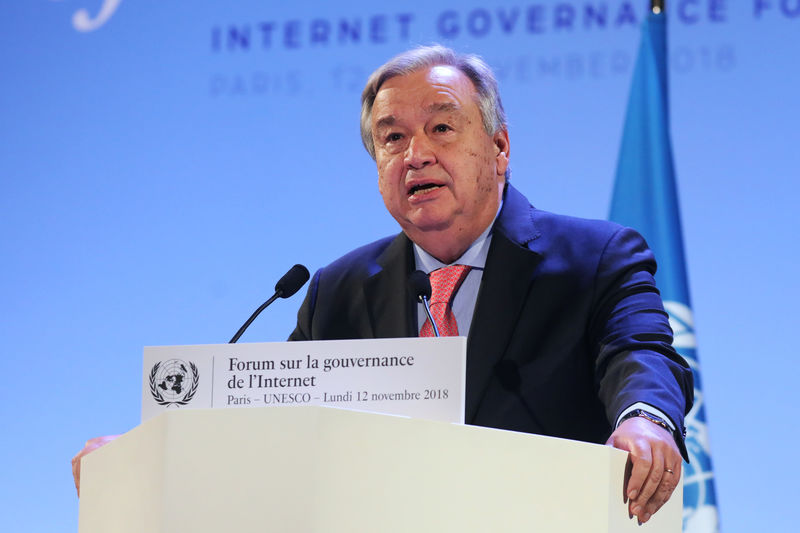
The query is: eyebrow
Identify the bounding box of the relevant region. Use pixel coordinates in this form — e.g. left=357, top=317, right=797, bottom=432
left=374, top=102, right=462, bottom=131
left=374, top=116, right=396, bottom=130
left=425, top=102, right=460, bottom=114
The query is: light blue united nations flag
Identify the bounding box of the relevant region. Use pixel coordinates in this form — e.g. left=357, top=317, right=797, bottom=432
left=608, top=5, right=720, bottom=532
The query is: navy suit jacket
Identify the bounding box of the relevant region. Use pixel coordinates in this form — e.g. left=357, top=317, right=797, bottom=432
left=290, top=185, right=693, bottom=456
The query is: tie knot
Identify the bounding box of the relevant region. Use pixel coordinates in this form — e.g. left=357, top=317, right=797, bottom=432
left=428, top=264, right=472, bottom=305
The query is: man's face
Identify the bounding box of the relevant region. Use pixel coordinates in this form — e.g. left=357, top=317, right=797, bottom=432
left=370, top=65, right=509, bottom=262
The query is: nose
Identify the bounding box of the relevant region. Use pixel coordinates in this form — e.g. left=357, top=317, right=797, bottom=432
left=404, top=134, right=436, bottom=170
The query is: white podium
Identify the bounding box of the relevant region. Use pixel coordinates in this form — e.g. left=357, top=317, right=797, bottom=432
left=79, top=406, right=681, bottom=532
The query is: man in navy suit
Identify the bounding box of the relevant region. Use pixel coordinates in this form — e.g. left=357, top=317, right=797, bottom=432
left=289, top=45, right=693, bottom=524
left=72, top=46, right=693, bottom=522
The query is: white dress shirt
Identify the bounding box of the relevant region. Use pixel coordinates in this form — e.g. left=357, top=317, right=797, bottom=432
left=412, top=204, right=499, bottom=337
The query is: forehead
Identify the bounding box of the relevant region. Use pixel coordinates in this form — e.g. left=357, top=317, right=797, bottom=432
left=372, top=65, right=479, bottom=123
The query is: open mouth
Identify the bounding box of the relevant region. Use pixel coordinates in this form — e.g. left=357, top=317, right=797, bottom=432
left=408, top=183, right=444, bottom=196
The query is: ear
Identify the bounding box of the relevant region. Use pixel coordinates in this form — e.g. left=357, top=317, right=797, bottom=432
left=493, top=129, right=510, bottom=179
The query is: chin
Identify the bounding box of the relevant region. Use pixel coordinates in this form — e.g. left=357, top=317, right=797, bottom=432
left=403, top=218, right=454, bottom=236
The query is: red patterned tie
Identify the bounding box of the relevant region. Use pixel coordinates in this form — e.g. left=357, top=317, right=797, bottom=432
left=420, top=264, right=472, bottom=337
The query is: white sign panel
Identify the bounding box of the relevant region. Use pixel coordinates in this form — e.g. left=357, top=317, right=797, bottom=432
left=142, top=337, right=466, bottom=424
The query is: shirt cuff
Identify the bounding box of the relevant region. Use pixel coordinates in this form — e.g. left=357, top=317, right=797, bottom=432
left=616, top=402, right=676, bottom=431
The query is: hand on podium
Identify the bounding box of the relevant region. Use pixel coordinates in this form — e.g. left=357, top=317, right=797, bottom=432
left=71, top=435, right=120, bottom=497
left=606, top=417, right=682, bottom=525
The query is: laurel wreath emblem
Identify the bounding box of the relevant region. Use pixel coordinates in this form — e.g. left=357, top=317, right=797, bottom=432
left=149, top=360, right=200, bottom=406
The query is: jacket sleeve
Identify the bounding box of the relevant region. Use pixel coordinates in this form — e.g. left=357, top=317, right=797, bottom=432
left=589, top=226, right=694, bottom=460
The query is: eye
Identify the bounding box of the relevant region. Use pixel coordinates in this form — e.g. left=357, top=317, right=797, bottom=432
left=386, top=132, right=403, bottom=143
left=433, top=123, right=452, bottom=133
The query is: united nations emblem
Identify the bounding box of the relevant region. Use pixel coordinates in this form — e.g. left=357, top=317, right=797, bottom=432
left=149, top=359, right=199, bottom=406
left=663, top=301, right=720, bottom=533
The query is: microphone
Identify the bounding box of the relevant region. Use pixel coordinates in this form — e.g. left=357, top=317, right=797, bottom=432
left=274, top=264, right=310, bottom=298
left=408, top=270, right=440, bottom=337
left=229, top=264, right=310, bottom=343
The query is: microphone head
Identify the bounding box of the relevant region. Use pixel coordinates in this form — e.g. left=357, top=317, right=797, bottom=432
left=275, top=264, right=310, bottom=298
left=407, top=270, right=432, bottom=301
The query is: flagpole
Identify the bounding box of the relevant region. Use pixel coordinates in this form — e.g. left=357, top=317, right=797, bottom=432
left=610, top=1, right=721, bottom=530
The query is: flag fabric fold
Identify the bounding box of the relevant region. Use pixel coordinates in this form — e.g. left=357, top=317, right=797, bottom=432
left=609, top=11, right=720, bottom=533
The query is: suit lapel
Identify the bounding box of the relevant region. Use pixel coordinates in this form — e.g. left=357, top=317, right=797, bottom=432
left=363, top=234, right=417, bottom=338
left=358, top=186, right=544, bottom=420
left=465, top=186, right=543, bottom=421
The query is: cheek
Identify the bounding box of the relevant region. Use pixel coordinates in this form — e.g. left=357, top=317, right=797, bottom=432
left=477, top=155, right=498, bottom=192
left=378, top=179, right=394, bottom=205
left=377, top=165, right=396, bottom=202
left=377, top=158, right=401, bottom=186
left=458, top=146, right=497, bottom=193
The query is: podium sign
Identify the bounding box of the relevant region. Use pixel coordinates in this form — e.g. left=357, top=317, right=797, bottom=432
left=142, top=337, right=466, bottom=423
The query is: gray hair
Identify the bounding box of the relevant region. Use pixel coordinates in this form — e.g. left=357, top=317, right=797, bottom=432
left=360, top=45, right=507, bottom=159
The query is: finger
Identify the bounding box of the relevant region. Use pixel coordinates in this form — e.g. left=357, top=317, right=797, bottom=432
left=642, top=442, right=683, bottom=517
left=622, top=456, right=633, bottom=506
left=71, top=444, right=92, bottom=497
left=637, top=446, right=666, bottom=502
left=629, top=448, right=664, bottom=522
left=645, top=460, right=682, bottom=517
left=71, top=436, right=118, bottom=498
left=606, top=431, right=638, bottom=516
left=624, top=440, right=652, bottom=503
left=634, top=448, right=675, bottom=523
left=71, top=454, right=81, bottom=497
